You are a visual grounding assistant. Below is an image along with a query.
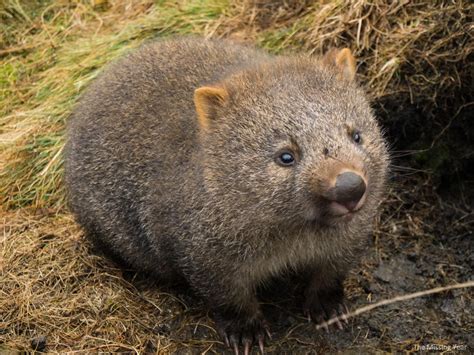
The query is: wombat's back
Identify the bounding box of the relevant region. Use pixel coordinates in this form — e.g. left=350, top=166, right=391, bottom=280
left=64, top=38, right=269, bottom=272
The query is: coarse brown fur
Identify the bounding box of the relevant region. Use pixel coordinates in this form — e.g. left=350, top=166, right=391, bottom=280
left=64, top=37, right=389, bottom=351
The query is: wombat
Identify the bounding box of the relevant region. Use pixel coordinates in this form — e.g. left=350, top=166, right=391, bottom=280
left=65, top=37, right=389, bottom=353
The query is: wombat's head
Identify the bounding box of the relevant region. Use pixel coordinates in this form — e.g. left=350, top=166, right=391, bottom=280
left=194, top=49, right=389, bottom=231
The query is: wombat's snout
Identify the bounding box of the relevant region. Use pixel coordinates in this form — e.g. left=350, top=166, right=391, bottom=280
left=324, top=171, right=367, bottom=215
left=333, top=172, right=366, bottom=210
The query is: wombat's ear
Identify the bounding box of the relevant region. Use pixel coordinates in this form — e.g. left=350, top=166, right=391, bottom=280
left=194, top=86, right=229, bottom=130
left=322, top=48, right=356, bottom=81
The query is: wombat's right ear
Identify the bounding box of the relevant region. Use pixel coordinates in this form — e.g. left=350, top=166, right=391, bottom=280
left=322, top=48, right=356, bottom=81
left=194, top=86, right=229, bottom=130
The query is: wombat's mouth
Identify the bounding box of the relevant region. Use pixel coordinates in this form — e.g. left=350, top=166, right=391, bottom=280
left=327, top=206, right=357, bottom=222
left=327, top=191, right=367, bottom=217
left=302, top=192, right=367, bottom=227
left=314, top=191, right=367, bottom=225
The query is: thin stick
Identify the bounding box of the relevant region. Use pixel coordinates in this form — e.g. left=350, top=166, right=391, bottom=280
left=316, top=280, right=474, bottom=329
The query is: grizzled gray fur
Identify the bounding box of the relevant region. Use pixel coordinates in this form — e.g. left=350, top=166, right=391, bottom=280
left=65, top=37, right=389, bottom=352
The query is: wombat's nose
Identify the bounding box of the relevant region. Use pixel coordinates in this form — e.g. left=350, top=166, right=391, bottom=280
left=333, top=172, right=366, bottom=211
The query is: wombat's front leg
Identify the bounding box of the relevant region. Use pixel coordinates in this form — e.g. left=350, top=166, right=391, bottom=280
left=186, top=263, right=270, bottom=354
left=303, top=269, right=348, bottom=330
left=212, top=300, right=271, bottom=354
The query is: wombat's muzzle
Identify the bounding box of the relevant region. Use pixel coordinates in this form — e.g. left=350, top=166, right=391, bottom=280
left=326, top=171, right=367, bottom=214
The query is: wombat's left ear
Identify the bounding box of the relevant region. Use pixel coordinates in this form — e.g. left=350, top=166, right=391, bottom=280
left=194, top=86, right=229, bottom=130
left=322, top=48, right=356, bottom=81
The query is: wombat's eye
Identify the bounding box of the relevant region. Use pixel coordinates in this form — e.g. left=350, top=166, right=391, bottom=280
left=276, top=151, right=295, bottom=167
left=352, top=130, right=362, bottom=144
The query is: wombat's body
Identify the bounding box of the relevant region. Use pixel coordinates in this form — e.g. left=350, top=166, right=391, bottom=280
left=65, top=37, right=389, bottom=351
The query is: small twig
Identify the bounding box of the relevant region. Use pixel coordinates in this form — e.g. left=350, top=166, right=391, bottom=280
left=317, top=280, right=474, bottom=329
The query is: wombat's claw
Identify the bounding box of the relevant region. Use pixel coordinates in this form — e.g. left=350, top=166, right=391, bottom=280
left=339, top=303, right=350, bottom=324
left=312, top=305, right=347, bottom=331
left=304, top=307, right=328, bottom=331
left=224, top=334, right=230, bottom=347
left=303, top=308, right=311, bottom=322
left=314, top=313, right=330, bottom=333
left=304, top=285, right=347, bottom=331
left=219, top=317, right=270, bottom=354
left=228, top=330, right=267, bottom=355
left=258, top=334, right=265, bottom=353
left=231, top=338, right=239, bottom=355
left=329, top=309, right=344, bottom=330
left=264, top=326, right=272, bottom=340
left=243, top=338, right=251, bottom=355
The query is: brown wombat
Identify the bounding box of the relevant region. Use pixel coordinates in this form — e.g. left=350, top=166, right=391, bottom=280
left=65, top=37, right=389, bottom=353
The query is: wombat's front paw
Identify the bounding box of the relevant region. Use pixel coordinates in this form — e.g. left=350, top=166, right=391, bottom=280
left=303, top=283, right=348, bottom=331
left=214, top=310, right=271, bottom=354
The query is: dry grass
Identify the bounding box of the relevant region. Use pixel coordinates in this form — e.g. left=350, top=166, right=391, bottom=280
left=1, top=209, right=202, bottom=353
left=221, top=0, right=472, bottom=104
left=1, top=0, right=472, bottom=353
left=0, top=0, right=231, bottom=210
left=1, top=0, right=472, bottom=210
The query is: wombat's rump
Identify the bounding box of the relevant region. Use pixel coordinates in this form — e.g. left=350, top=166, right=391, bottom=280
left=65, top=37, right=389, bottom=353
